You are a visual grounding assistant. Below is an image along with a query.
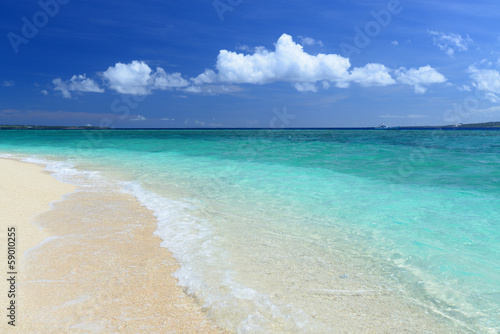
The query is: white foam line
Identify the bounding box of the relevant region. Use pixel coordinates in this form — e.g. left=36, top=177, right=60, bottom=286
left=2, top=153, right=323, bottom=332
left=121, top=180, right=324, bottom=333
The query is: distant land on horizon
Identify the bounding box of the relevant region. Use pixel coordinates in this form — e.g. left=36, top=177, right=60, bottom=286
left=1, top=122, right=500, bottom=130
left=407, top=121, right=500, bottom=129
left=0, top=125, right=108, bottom=130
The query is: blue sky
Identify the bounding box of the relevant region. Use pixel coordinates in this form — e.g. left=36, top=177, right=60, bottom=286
left=1, top=0, right=500, bottom=128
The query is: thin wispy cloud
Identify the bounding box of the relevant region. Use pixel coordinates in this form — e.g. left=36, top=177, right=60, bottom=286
left=0, top=109, right=122, bottom=125
left=1, top=80, right=14, bottom=87
left=298, top=36, right=324, bottom=47
left=294, top=82, right=318, bottom=92
left=379, top=114, right=428, bottom=119
left=53, top=74, right=104, bottom=98
left=474, top=105, right=500, bottom=115
left=427, top=30, right=473, bottom=56
left=130, top=115, right=146, bottom=121
left=184, top=84, right=241, bottom=95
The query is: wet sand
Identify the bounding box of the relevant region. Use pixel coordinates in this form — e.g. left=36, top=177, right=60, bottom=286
left=0, top=158, right=222, bottom=333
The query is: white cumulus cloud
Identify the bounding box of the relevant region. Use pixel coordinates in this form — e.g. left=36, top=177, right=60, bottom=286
left=192, top=34, right=407, bottom=92
left=103, top=61, right=151, bottom=95
left=394, top=65, right=447, bottom=94
left=53, top=74, right=104, bottom=98
left=153, top=68, right=189, bottom=90
left=215, top=34, right=351, bottom=85
left=468, top=65, right=500, bottom=102
left=348, top=63, right=395, bottom=87
left=428, top=31, right=473, bottom=57
left=102, top=60, right=189, bottom=95
left=53, top=34, right=448, bottom=99
left=191, top=69, right=218, bottom=85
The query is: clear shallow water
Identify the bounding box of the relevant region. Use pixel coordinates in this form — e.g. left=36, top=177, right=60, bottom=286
left=1, top=129, right=499, bottom=332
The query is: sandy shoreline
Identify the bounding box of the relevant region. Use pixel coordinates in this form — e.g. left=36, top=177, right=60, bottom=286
left=0, top=158, right=222, bottom=333
left=0, top=157, right=470, bottom=333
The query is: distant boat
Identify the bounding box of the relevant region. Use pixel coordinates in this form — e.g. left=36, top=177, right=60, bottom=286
left=375, top=123, right=399, bottom=130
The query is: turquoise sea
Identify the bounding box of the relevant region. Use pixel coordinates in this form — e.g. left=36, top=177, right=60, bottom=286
left=1, top=129, right=499, bottom=333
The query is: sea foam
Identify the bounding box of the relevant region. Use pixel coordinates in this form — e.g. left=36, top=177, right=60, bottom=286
left=4, top=153, right=321, bottom=333
left=122, top=181, right=323, bottom=333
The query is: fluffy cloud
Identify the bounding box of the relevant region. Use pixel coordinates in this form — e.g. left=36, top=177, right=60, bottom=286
left=191, top=34, right=445, bottom=94
left=394, top=65, right=447, bottom=94
left=153, top=68, right=189, bottom=90
left=53, top=74, right=104, bottom=98
left=428, top=31, right=473, bottom=56
left=468, top=65, right=500, bottom=102
left=201, top=34, right=402, bottom=90
left=52, top=34, right=448, bottom=99
left=191, top=69, right=218, bottom=85
left=103, top=61, right=153, bottom=95
left=347, top=63, right=395, bottom=87
left=102, top=61, right=189, bottom=95
left=215, top=34, right=351, bottom=85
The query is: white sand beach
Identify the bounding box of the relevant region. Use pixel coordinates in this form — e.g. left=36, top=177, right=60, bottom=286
left=0, top=158, right=222, bottom=333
